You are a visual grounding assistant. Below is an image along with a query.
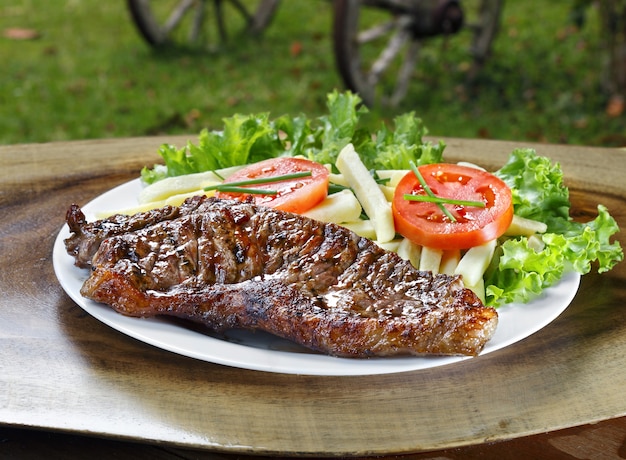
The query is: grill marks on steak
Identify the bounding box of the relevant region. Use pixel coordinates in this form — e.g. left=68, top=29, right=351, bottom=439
left=65, top=195, right=209, bottom=268
left=67, top=196, right=498, bottom=358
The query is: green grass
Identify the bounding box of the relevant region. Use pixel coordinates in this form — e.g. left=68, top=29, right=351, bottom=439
left=1, top=1, right=624, bottom=147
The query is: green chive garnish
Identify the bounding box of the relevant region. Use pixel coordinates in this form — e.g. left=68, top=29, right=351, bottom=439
left=211, top=170, right=225, bottom=181
left=408, top=161, right=458, bottom=223
left=203, top=170, right=311, bottom=191
left=213, top=185, right=278, bottom=195
left=328, top=183, right=349, bottom=194
left=403, top=194, right=486, bottom=208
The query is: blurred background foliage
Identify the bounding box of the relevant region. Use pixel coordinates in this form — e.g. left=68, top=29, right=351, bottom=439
left=0, top=0, right=624, bottom=147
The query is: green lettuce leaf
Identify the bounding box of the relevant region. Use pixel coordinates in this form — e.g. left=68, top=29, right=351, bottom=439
left=486, top=150, right=623, bottom=306
left=141, top=90, right=444, bottom=183
left=141, top=113, right=282, bottom=184
left=495, top=148, right=570, bottom=227
left=360, top=113, right=445, bottom=170
left=300, top=90, right=364, bottom=167
left=485, top=237, right=565, bottom=306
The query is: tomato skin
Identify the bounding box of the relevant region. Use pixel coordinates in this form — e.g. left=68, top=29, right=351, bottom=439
left=392, top=164, right=513, bottom=250
left=215, top=157, right=329, bottom=214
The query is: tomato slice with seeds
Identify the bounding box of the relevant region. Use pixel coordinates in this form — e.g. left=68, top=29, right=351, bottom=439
left=392, top=163, right=513, bottom=250
left=215, top=157, right=329, bottom=214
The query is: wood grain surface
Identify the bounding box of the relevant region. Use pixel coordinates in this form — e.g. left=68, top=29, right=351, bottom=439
left=1, top=136, right=625, bottom=458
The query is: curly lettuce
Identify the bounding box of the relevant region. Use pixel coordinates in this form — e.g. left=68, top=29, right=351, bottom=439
left=141, top=90, right=443, bottom=184
left=485, top=149, right=623, bottom=306
left=141, top=113, right=282, bottom=183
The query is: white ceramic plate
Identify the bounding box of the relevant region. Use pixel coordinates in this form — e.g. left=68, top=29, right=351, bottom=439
left=53, top=179, right=581, bottom=376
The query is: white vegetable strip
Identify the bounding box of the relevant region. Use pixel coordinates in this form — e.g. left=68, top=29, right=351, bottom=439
left=139, top=165, right=242, bottom=204
left=375, top=240, right=402, bottom=252
left=396, top=238, right=422, bottom=269
left=454, top=239, right=497, bottom=287
left=328, top=172, right=350, bottom=187
left=303, top=189, right=362, bottom=224
left=341, top=220, right=377, bottom=240
left=375, top=170, right=410, bottom=187
left=464, top=277, right=486, bottom=303
left=419, top=246, right=443, bottom=273
left=440, top=249, right=461, bottom=275
left=96, top=189, right=215, bottom=219
left=505, top=214, right=548, bottom=236
left=456, top=161, right=486, bottom=171
left=527, top=234, right=546, bottom=252
left=379, top=184, right=395, bottom=202
left=336, top=143, right=396, bottom=243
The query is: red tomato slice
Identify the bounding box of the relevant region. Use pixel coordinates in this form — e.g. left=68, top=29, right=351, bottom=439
left=392, top=163, right=513, bottom=250
left=215, top=157, right=329, bottom=214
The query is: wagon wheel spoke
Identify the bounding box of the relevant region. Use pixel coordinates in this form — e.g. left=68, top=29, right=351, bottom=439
left=189, top=0, right=207, bottom=43
left=163, top=0, right=196, bottom=35
left=367, top=17, right=412, bottom=88
left=213, top=0, right=228, bottom=42
left=357, top=18, right=397, bottom=43
left=389, top=38, right=420, bottom=106
left=229, top=0, right=257, bottom=25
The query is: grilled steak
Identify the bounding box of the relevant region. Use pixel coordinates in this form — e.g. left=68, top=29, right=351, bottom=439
left=66, top=196, right=498, bottom=358
left=65, top=195, right=209, bottom=268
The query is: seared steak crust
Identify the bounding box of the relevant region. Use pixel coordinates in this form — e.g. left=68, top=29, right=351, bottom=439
left=67, top=196, right=498, bottom=358
left=65, top=195, right=209, bottom=268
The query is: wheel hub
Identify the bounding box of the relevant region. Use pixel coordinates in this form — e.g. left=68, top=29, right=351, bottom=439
left=409, top=0, right=464, bottom=38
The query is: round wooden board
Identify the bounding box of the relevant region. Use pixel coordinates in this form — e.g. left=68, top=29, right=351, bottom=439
left=1, top=136, right=624, bottom=456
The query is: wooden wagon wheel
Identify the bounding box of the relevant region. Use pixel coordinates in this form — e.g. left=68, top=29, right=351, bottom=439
left=127, top=0, right=280, bottom=50
left=333, top=0, right=503, bottom=106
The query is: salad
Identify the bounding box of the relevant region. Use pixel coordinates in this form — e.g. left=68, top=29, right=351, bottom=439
left=137, top=91, right=623, bottom=307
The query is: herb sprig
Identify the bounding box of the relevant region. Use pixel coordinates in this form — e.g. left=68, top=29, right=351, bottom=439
left=203, top=170, right=312, bottom=195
